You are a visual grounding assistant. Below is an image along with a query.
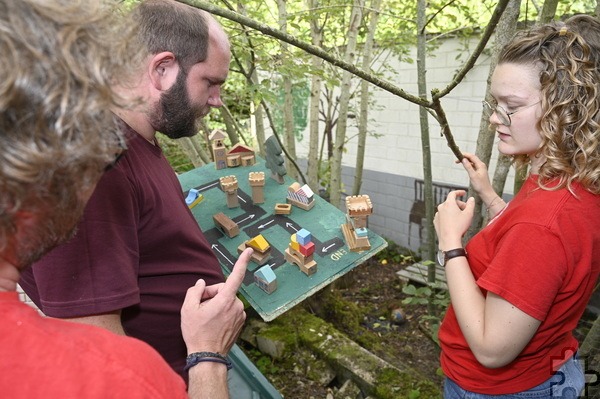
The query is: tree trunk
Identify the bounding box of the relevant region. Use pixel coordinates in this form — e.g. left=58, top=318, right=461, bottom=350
left=353, top=0, right=381, bottom=196
left=416, top=0, right=437, bottom=279
left=539, top=0, right=559, bottom=23
left=330, top=0, right=364, bottom=209
left=235, top=1, right=266, bottom=156
left=467, top=0, right=521, bottom=239
left=278, top=0, right=299, bottom=182
left=307, top=0, right=323, bottom=192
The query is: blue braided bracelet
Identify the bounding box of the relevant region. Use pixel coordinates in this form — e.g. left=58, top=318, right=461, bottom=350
left=184, top=351, right=233, bottom=372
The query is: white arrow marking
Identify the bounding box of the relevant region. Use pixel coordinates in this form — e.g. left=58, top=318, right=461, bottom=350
left=322, top=243, right=336, bottom=253
left=259, top=220, right=274, bottom=229
left=201, top=182, right=220, bottom=191
left=237, top=214, right=256, bottom=224
left=286, top=223, right=298, bottom=232
left=211, top=244, right=233, bottom=265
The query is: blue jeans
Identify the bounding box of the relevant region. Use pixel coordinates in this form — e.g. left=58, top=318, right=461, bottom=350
left=444, top=353, right=585, bottom=398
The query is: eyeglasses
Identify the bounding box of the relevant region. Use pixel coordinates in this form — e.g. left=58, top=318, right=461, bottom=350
left=482, top=100, right=540, bottom=126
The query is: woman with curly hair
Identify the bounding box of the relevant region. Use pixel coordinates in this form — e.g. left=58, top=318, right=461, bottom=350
left=434, top=14, right=600, bottom=398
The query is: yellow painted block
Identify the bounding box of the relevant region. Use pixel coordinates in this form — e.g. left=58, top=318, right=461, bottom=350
left=290, top=234, right=300, bottom=251
left=188, top=194, right=204, bottom=209
left=247, top=234, right=270, bottom=253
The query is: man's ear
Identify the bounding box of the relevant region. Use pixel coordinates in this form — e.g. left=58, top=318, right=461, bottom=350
left=148, top=51, right=179, bottom=91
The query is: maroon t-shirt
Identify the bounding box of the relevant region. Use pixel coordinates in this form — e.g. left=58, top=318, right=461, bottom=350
left=19, top=123, right=224, bottom=380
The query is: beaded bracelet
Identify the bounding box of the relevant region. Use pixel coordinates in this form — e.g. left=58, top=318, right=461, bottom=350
left=486, top=196, right=505, bottom=218
left=184, top=351, right=233, bottom=372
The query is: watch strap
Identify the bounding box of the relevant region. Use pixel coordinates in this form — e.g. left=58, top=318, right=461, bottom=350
left=443, top=248, right=467, bottom=265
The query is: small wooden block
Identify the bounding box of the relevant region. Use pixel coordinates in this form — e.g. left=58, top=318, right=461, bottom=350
left=285, top=248, right=317, bottom=276
left=299, top=242, right=315, bottom=257
left=274, top=203, right=292, bottom=214
left=212, top=212, right=239, bottom=238
left=341, top=223, right=371, bottom=252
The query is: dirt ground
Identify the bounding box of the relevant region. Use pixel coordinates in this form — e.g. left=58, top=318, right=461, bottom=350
left=242, top=250, right=445, bottom=398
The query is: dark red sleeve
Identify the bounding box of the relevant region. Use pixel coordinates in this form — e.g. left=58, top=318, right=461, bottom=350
left=19, top=165, right=141, bottom=317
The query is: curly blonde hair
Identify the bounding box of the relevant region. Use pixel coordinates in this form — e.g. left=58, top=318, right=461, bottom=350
left=499, top=14, right=600, bottom=194
left=0, top=0, right=139, bottom=266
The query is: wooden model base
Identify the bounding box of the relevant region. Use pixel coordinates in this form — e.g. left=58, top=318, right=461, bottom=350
left=285, top=248, right=317, bottom=276
left=341, top=222, right=371, bottom=252
left=238, top=243, right=271, bottom=266
left=287, top=197, right=315, bottom=211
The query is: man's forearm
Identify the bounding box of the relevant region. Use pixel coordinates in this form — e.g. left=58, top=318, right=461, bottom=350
left=187, top=362, right=229, bottom=399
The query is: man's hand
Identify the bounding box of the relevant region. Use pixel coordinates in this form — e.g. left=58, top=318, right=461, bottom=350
left=181, top=248, right=253, bottom=355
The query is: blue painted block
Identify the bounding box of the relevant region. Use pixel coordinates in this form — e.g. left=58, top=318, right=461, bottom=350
left=296, top=228, right=312, bottom=245
left=355, top=227, right=368, bottom=237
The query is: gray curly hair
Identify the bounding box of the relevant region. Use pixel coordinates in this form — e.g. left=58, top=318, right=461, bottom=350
left=0, top=0, right=139, bottom=267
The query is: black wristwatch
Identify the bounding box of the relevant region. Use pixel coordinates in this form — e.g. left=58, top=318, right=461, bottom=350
left=437, top=248, right=467, bottom=267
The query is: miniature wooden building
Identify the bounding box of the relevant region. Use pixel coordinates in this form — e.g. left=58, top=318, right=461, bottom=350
left=209, top=129, right=227, bottom=170
left=185, top=188, right=204, bottom=209
left=238, top=234, right=272, bottom=265
left=254, top=265, right=277, bottom=294
left=341, top=195, right=373, bottom=252
left=286, top=182, right=315, bottom=211
left=219, top=175, right=239, bottom=208
left=284, top=229, right=317, bottom=275
left=213, top=212, right=239, bottom=238
left=249, top=171, right=265, bottom=204
left=226, top=143, right=255, bottom=167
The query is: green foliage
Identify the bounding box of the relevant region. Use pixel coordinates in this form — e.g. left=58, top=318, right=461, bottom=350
left=402, top=274, right=450, bottom=345
left=375, top=238, right=415, bottom=265
left=247, top=348, right=281, bottom=375
left=157, top=134, right=195, bottom=174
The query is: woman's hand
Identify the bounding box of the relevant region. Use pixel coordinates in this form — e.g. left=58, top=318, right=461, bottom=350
left=434, top=190, right=475, bottom=250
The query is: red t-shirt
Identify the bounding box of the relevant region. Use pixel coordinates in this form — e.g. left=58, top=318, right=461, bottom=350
left=439, top=176, right=600, bottom=394
left=1, top=292, right=187, bottom=398
left=19, top=123, right=224, bottom=379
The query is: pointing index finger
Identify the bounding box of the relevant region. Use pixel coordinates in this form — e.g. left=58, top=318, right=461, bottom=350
left=221, top=247, right=253, bottom=296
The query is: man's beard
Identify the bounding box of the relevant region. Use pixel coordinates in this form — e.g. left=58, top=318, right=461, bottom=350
left=150, top=69, right=204, bottom=139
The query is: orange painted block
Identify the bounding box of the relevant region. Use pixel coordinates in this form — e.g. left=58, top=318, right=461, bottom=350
left=299, top=242, right=315, bottom=257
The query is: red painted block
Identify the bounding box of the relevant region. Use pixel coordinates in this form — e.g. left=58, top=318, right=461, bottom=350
left=299, top=241, right=315, bottom=257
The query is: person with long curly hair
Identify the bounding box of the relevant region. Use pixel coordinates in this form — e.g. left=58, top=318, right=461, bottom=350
left=0, top=1, right=250, bottom=397
left=434, top=14, right=600, bottom=398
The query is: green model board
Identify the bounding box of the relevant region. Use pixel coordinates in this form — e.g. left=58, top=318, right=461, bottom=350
left=178, top=157, right=387, bottom=321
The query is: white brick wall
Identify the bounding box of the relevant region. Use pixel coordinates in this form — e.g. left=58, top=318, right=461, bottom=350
left=295, top=36, right=516, bottom=194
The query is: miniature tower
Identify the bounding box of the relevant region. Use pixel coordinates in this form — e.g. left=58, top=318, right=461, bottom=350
left=249, top=171, right=265, bottom=204
left=341, top=195, right=373, bottom=252
left=284, top=228, right=317, bottom=275
left=209, top=129, right=227, bottom=170
left=219, top=175, right=239, bottom=208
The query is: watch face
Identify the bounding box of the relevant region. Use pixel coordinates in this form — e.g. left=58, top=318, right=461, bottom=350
left=437, top=250, right=444, bottom=266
